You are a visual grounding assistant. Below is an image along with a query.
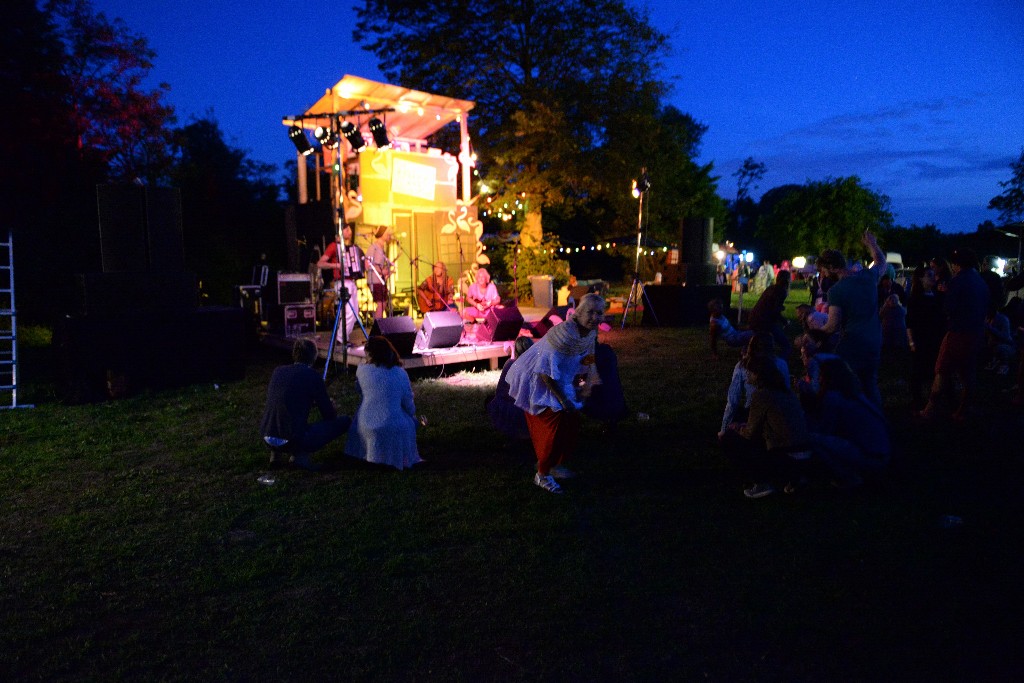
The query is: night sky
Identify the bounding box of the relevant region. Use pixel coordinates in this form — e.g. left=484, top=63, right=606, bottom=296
left=91, top=0, right=1023, bottom=234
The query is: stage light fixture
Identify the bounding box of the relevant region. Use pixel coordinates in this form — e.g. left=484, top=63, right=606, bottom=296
left=369, top=117, right=390, bottom=148
left=314, top=125, right=339, bottom=149
left=288, top=126, right=314, bottom=156
left=340, top=121, right=365, bottom=151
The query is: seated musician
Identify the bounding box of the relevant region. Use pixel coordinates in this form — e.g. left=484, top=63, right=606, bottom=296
left=417, top=261, right=455, bottom=313
left=462, top=267, right=501, bottom=321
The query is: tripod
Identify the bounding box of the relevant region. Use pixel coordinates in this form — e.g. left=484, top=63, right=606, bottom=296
left=622, top=170, right=658, bottom=329
left=322, top=229, right=369, bottom=380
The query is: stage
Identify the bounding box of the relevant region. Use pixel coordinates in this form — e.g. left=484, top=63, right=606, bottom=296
left=262, top=306, right=550, bottom=371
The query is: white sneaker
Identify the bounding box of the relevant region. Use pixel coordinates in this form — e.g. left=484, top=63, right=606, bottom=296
left=534, top=472, right=564, bottom=494
left=743, top=482, right=775, bottom=499
left=549, top=465, right=576, bottom=479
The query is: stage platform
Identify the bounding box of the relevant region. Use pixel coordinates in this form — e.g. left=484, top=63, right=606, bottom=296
left=261, top=306, right=549, bottom=372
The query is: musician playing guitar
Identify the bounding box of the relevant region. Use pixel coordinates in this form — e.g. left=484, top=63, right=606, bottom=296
left=366, top=225, right=393, bottom=318
left=416, top=261, right=456, bottom=314
left=462, top=267, right=501, bottom=321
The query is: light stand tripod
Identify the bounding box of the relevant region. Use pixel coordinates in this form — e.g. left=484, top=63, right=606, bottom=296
left=622, top=170, right=658, bottom=329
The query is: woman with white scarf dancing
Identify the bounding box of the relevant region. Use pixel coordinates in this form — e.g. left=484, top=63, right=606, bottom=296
left=507, top=293, right=606, bottom=493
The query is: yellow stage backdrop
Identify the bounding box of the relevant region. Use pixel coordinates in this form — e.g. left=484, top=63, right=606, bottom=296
left=357, top=148, right=485, bottom=311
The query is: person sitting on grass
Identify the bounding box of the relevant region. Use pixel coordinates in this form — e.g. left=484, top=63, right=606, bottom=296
left=794, top=335, right=841, bottom=411
left=582, top=341, right=629, bottom=435
left=719, top=353, right=811, bottom=499
left=486, top=336, right=535, bottom=441
left=718, top=332, right=790, bottom=440
left=807, top=356, right=891, bottom=490
left=708, top=297, right=752, bottom=360
left=794, top=303, right=834, bottom=351
left=345, top=336, right=422, bottom=470
left=259, top=338, right=351, bottom=472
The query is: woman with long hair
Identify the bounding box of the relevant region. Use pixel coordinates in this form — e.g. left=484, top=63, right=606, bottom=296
left=344, top=336, right=421, bottom=469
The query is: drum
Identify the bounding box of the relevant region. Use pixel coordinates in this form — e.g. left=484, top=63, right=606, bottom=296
left=318, top=289, right=338, bottom=325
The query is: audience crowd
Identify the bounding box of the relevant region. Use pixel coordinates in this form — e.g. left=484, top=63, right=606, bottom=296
left=260, top=232, right=1023, bottom=500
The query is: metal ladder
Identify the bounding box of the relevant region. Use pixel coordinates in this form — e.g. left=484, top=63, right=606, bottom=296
left=1, top=231, right=32, bottom=409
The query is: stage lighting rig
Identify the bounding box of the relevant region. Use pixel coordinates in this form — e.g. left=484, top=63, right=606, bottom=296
left=288, top=126, right=314, bottom=156
left=368, top=117, right=390, bottom=149
left=340, top=121, right=366, bottom=151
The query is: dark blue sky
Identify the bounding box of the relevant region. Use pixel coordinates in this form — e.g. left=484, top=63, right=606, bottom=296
left=93, top=0, right=1023, bottom=233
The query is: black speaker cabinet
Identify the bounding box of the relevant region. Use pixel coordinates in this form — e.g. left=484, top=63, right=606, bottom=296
left=277, top=273, right=312, bottom=304
left=370, top=316, right=417, bottom=357
left=641, top=284, right=732, bottom=327
left=418, top=310, right=463, bottom=349
left=530, top=306, right=571, bottom=338
left=478, top=306, right=524, bottom=342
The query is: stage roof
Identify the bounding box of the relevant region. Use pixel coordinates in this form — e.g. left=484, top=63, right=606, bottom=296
left=282, top=74, right=475, bottom=144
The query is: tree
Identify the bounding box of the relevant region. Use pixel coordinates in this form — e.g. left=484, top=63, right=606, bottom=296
left=733, top=156, right=767, bottom=203
left=755, top=176, right=894, bottom=262
left=988, top=149, right=1024, bottom=226
left=47, top=0, right=176, bottom=184
left=353, top=0, right=677, bottom=244
left=172, top=115, right=284, bottom=303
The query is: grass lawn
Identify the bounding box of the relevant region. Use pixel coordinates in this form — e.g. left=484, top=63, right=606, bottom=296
left=3, top=308, right=1024, bottom=681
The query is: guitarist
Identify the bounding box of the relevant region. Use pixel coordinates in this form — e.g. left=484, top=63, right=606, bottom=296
left=366, top=225, right=393, bottom=318
left=417, top=261, right=456, bottom=314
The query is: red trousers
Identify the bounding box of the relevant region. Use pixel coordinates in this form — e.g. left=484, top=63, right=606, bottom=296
left=525, top=408, right=581, bottom=475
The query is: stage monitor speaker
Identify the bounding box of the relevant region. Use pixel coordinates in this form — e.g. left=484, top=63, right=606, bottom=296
left=478, top=306, right=524, bottom=343
left=370, top=316, right=417, bottom=357
left=531, top=305, right=571, bottom=338
left=418, top=310, right=463, bottom=349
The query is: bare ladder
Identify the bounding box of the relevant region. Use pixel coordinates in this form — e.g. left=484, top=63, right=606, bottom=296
left=1, top=231, right=32, bottom=409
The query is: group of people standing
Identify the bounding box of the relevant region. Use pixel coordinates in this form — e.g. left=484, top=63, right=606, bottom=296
left=712, top=228, right=1017, bottom=497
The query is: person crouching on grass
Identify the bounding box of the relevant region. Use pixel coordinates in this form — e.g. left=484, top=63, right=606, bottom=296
left=507, top=293, right=606, bottom=494
left=260, top=338, right=351, bottom=471
left=720, top=353, right=812, bottom=499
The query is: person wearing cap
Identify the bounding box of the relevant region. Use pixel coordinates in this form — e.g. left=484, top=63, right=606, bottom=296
left=816, top=230, right=887, bottom=405
left=366, top=225, right=392, bottom=318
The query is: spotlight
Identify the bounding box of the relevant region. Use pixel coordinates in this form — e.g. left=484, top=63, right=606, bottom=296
left=631, top=172, right=651, bottom=198
left=288, top=126, right=314, bottom=156
left=314, top=125, right=338, bottom=148
left=369, top=117, right=390, bottom=148
left=340, top=121, right=365, bottom=151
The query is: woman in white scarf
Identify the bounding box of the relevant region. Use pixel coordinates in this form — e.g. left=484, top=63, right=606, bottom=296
left=507, top=293, right=606, bottom=493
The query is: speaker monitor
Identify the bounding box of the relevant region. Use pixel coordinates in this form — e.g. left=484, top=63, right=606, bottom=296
left=478, top=306, right=524, bottom=343
left=370, top=316, right=417, bottom=357
left=419, top=310, right=463, bottom=349
left=531, top=305, right=570, bottom=338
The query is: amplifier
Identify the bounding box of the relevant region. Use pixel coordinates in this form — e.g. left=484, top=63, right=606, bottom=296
left=284, top=303, right=316, bottom=337
left=277, top=272, right=312, bottom=304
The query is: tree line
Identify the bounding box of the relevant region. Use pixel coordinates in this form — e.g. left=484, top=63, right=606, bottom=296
left=3, top=0, right=285, bottom=324
left=5, top=0, right=1022, bottom=325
